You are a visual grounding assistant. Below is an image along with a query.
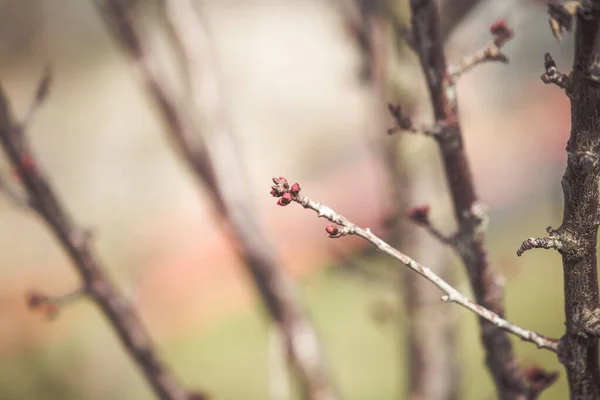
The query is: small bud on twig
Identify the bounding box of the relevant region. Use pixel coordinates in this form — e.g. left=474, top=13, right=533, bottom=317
left=325, top=224, right=339, bottom=236
left=406, top=205, right=430, bottom=225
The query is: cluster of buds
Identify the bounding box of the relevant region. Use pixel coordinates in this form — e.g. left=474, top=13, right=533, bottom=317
left=490, top=18, right=514, bottom=47
left=406, top=204, right=430, bottom=225
left=26, top=290, right=60, bottom=320
left=270, top=177, right=301, bottom=206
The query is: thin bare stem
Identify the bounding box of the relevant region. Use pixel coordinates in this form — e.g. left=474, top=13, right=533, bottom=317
left=271, top=178, right=559, bottom=352
left=0, top=78, right=193, bottom=400
left=448, top=19, right=514, bottom=79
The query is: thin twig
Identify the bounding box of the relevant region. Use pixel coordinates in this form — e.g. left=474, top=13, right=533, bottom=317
left=0, top=77, right=193, bottom=400
left=448, top=19, right=514, bottom=79
left=271, top=178, right=560, bottom=352
left=540, top=52, right=571, bottom=91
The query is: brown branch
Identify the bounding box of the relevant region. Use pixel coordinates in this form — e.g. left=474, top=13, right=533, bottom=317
left=96, top=1, right=338, bottom=399
left=271, top=178, right=560, bottom=352
left=406, top=1, right=538, bottom=398
left=0, top=79, right=193, bottom=400
left=532, top=3, right=600, bottom=398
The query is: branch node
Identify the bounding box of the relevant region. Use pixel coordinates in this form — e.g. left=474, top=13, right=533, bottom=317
left=574, top=304, right=600, bottom=336
left=273, top=179, right=559, bottom=354
left=517, top=226, right=563, bottom=256
left=406, top=204, right=453, bottom=245
left=541, top=52, right=571, bottom=91
left=26, top=286, right=86, bottom=320
left=448, top=19, right=514, bottom=79
left=387, top=104, right=441, bottom=137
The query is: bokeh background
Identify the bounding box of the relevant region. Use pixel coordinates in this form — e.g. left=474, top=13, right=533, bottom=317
left=0, top=0, right=580, bottom=399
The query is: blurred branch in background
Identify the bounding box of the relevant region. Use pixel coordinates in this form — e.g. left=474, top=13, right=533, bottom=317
left=0, top=72, right=196, bottom=400
left=270, top=177, right=560, bottom=352
left=334, top=0, right=483, bottom=398
left=96, top=0, right=338, bottom=399
left=401, top=1, right=553, bottom=398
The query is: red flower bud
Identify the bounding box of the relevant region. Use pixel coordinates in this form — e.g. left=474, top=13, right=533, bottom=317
left=489, top=19, right=513, bottom=39
left=406, top=205, right=430, bottom=224
left=290, top=182, right=300, bottom=194
left=282, top=192, right=293, bottom=203
left=325, top=224, right=339, bottom=235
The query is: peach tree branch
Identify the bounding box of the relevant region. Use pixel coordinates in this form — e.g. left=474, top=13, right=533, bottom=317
left=270, top=178, right=560, bottom=353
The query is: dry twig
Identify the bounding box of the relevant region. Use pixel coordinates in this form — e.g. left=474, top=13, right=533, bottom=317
left=270, top=177, right=560, bottom=352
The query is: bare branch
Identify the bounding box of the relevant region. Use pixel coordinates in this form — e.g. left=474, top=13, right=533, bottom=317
left=407, top=1, right=535, bottom=396
left=537, top=2, right=600, bottom=396
left=271, top=178, right=560, bottom=352
left=0, top=77, right=193, bottom=399
left=448, top=19, right=514, bottom=79
left=541, top=52, right=571, bottom=90
left=96, top=1, right=338, bottom=399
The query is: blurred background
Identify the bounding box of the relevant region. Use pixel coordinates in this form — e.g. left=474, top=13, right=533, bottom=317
left=0, top=0, right=578, bottom=399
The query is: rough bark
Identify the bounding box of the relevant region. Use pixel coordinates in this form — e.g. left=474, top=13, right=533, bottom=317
left=556, top=9, right=600, bottom=399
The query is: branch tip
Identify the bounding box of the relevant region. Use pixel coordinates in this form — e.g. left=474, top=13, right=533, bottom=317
left=272, top=179, right=558, bottom=353
left=449, top=18, right=514, bottom=78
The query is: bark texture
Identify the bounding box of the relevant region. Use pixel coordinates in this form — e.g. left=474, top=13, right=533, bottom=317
left=556, top=9, right=600, bottom=399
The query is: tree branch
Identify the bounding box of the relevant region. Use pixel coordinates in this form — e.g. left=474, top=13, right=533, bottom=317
left=96, top=1, right=338, bottom=399
left=0, top=78, right=194, bottom=400
left=532, top=3, right=600, bottom=398
left=270, top=178, right=560, bottom=352
left=406, top=1, right=538, bottom=398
